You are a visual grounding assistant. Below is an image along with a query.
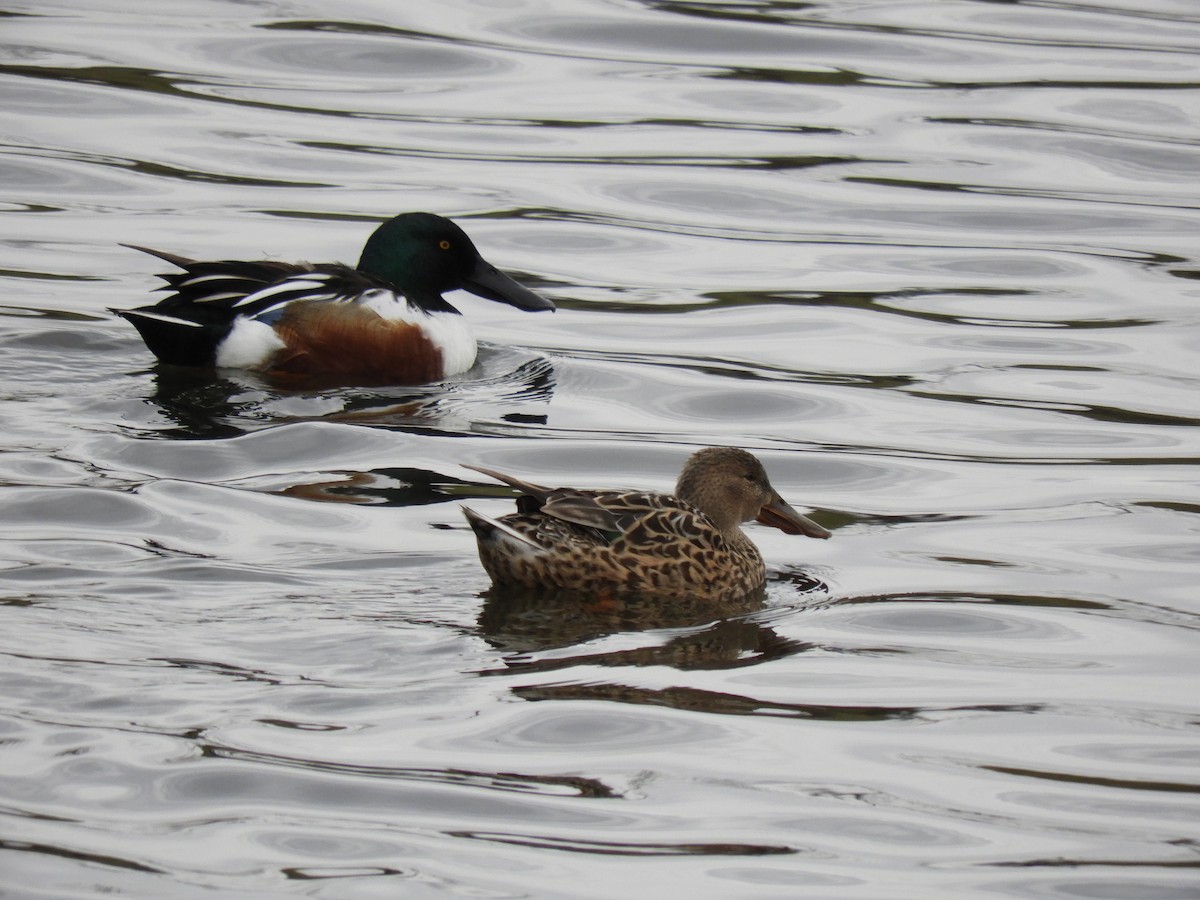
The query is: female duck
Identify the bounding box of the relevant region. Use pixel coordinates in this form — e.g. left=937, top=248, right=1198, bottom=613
left=462, top=447, right=831, bottom=602
left=114, top=212, right=554, bottom=383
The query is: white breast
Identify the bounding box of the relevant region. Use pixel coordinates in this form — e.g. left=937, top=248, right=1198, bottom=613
left=360, top=290, right=477, bottom=376
left=215, top=317, right=287, bottom=369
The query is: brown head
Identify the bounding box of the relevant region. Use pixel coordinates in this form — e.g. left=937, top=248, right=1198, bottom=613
left=674, top=447, right=831, bottom=539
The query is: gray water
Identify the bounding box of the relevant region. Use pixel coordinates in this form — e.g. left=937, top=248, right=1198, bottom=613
left=1, top=1, right=1199, bottom=897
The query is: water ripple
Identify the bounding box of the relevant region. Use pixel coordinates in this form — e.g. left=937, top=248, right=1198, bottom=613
left=3, top=1, right=1200, bottom=898
left=203, top=28, right=514, bottom=82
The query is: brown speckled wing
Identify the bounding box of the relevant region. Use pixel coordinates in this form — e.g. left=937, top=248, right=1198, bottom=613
left=535, top=489, right=677, bottom=535
left=615, top=503, right=722, bottom=552
left=539, top=493, right=623, bottom=532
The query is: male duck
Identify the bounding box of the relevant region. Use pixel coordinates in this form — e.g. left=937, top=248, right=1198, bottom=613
left=462, top=447, right=831, bottom=602
left=114, top=212, right=554, bottom=383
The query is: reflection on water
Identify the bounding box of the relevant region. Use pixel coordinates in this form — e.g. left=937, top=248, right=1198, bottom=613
left=141, top=347, right=555, bottom=438
left=2, top=0, right=1200, bottom=897
left=476, top=566, right=827, bottom=661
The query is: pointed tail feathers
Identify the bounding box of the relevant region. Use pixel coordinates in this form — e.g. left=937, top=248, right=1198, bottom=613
left=461, top=506, right=542, bottom=552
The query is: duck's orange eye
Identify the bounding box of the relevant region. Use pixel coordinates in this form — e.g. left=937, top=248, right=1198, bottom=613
left=439, top=240, right=451, bottom=250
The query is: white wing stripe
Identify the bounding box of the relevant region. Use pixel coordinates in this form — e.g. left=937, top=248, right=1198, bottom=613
left=178, top=272, right=245, bottom=287
left=230, top=279, right=340, bottom=309
left=194, top=292, right=247, bottom=303
left=126, top=310, right=204, bottom=328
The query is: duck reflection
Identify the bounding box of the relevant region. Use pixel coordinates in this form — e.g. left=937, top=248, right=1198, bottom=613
left=143, top=366, right=262, bottom=438
left=273, top=466, right=477, bottom=506
left=476, top=577, right=940, bottom=723
left=140, top=347, right=554, bottom=438
left=476, top=575, right=824, bottom=671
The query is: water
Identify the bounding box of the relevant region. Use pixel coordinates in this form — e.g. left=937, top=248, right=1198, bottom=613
left=2, top=0, right=1199, bottom=897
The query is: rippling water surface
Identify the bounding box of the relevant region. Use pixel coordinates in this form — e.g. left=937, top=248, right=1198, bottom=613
left=2, top=1, right=1199, bottom=897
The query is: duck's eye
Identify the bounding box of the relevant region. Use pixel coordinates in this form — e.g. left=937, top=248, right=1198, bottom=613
left=439, top=240, right=451, bottom=250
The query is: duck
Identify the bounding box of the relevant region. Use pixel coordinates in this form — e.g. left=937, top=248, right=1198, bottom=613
left=462, top=447, right=831, bottom=602
left=113, top=212, right=554, bottom=383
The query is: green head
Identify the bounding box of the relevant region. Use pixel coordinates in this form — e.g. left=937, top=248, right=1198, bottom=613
left=356, top=213, right=554, bottom=312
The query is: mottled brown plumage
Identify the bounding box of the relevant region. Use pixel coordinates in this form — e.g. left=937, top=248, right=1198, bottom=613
left=462, top=447, right=831, bottom=603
